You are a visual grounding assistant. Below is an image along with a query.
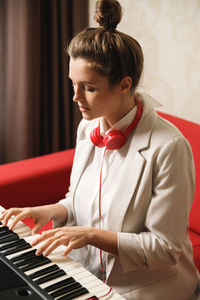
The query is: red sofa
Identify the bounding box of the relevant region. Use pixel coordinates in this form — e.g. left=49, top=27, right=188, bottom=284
left=0, top=112, right=199, bottom=271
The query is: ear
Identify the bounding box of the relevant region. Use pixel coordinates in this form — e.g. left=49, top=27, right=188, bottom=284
left=119, top=76, right=132, bottom=94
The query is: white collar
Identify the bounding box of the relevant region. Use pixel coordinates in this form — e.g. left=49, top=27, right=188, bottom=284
left=100, top=105, right=137, bottom=137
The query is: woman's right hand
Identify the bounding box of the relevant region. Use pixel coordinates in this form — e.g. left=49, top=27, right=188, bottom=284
left=0, top=206, right=53, bottom=235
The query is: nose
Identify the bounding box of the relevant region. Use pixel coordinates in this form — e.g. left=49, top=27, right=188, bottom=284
left=73, top=85, right=84, bottom=103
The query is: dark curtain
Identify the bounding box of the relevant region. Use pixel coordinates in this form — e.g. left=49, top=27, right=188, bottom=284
left=0, top=0, right=88, bottom=164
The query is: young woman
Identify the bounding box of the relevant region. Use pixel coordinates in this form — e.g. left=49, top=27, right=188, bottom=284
left=1, top=1, right=199, bottom=299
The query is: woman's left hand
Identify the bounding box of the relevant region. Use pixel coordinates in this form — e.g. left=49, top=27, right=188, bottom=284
left=32, top=226, right=92, bottom=257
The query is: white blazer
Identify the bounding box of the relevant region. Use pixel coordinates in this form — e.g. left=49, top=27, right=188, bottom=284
left=58, top=94, right=199, bottom=300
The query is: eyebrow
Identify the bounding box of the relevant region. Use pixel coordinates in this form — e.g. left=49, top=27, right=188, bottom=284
left=68, top=77, right=97, bottom=85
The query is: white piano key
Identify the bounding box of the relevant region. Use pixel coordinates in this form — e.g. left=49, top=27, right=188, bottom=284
left=40, top=265, right=108, bottom=299
left=0, top=206, right=31, bottom=238
left=38, top=264, right=86, bottom=289
left=25, top=261, right=55, bottom=276
left=23, top=238, right=125, bottom=299
left=6, top=246, right=36, bottom=260
left=0, top=206, right=125, bottom=299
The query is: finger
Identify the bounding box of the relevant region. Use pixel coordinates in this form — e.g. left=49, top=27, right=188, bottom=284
left=31, top=229, right=56, bottom=246
left=0, top=209, right=6, bottom=220
left=62, top=241, right=75, bottom=256
left=31, top=222, right=43, bottom=235
left=0, top=210, right=11, bottom=225
left=43, top=239, right=62, bottom=257
left=2, top=209, right=19, bottom=226
left=9, top=211, right=30, bottom=230
left=35, top=237, right=57, bottom=256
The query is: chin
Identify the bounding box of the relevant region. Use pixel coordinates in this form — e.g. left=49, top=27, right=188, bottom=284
left=82, top=113, right=97, bottom=121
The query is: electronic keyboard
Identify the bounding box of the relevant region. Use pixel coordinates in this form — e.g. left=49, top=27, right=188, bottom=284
left=0, top=206, right=125, bottom=300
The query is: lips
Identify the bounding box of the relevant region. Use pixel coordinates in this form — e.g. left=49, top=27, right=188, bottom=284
left=79, top=106, right=89, bottom=112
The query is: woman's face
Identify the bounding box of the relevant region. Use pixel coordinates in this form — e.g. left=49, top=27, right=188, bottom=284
left=69, top=57, right=125, bottom=128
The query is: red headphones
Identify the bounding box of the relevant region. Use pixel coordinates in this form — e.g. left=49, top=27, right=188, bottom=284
left=90, top=99, right=143, bottom=150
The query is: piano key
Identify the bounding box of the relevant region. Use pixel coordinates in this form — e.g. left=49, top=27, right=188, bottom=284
left=44, top=277, right=76, bottom=293
left=0, top=228, right=15, bottom=236
left=0, top=211, right=31, bottom=238
left=1, top=242, right=32, bottom=256
left=25, top=261, right=55, bottom=276
left=13, top=244, right=107, bottom=299
left=68, top=269, right=116, bottom=299
left=0, top=226, right=9, bottom=233
left=14, top=254, right=49, bottom=268
left=0, top=231, right=19, bottom=243
left=9, top=249, right=37, bottom=262
left=10, top=242, right=122, bottom=300
left=0, top=206, right=125, bottom=300
left=25, top=253, right=76, bottom=280
left=13, top=227, right=32, bottom=238
left=29, top=264, right=60, bottom=280
left=0, top=237, right=27, bottom=251
left=57, top=287, right=89, bottom=300
left=20, top=256, right=51, bottom=272
left=50, top=281, right=82, bottom=298
left=38, top=264, right=85, bottom=291
left=35, top=269, right=66, bottom=285
left=12, top=222, right=32, bottom=237
left=66, top=291, right=98, bottom=300
left=38, top=266, right=99, bottom=300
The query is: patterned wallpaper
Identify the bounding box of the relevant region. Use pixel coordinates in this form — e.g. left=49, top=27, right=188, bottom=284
left=89, top=0, right=200, bottom=124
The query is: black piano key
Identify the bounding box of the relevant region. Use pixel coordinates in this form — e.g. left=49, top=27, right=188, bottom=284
left=20, top=257, right=51, bottom=272
left=0, top=238, right=26, bottom=251
left=44, top=277, right=76, bottom=293
left=35, top=269, right=66, bottom=285
left=0, top=227, right=12, bottom=234
left=0, top=232, right=19, bottom=243
left=10, top=249, right=37, bottom=262
left=29, top=264, right=60, bottom=280
left=58, top=287, right=89, bottom=300
left=0, top=226, right=9, bottom=233
left=15, top=254, right=48, bottom=267
left=50, top=281, right=82, bottom=298
left=1, top=242, right=32, bottom=256
left=0, top=224, right=100, bottom=300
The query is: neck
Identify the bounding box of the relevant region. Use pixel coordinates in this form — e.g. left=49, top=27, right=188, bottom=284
left=104, top=94, right=136, bottom=129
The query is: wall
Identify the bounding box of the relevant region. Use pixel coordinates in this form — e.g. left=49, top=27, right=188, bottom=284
left=89, top=0, right=200, bottom=124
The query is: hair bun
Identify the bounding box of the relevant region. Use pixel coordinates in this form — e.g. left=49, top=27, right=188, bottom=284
left=94, top=0, right=122, bottom=31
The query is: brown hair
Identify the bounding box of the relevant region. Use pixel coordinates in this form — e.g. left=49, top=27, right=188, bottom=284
left=67, top=0, right=143, bottom=92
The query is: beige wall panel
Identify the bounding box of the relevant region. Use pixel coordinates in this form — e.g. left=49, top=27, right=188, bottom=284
left=89, top=0, right=200, bottom=124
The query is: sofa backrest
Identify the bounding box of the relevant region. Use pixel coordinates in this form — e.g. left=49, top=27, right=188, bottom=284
left=157, top=111, right=200, bottom=234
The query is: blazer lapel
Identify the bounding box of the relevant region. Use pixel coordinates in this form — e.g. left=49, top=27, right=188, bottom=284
left=106, top=106, right=157, bottom=233
left=106, top=105, right=158, bottom=281
left=105, top=136, right=146, bottom=234
left=70, top=140, right=94, bottom=188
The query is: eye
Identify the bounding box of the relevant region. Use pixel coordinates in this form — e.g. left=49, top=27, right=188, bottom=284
left=86, top=86, right=95, bottom=92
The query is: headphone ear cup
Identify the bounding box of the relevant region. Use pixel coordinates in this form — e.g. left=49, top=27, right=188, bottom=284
left=90, top=126, right=105, bottom=148
left=103, top=130, right=126, bottom=150
left=90, top=100, right=142, bottom=150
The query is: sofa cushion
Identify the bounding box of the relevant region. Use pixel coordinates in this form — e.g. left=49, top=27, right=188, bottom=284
left=0, top=149, right=75, bottom=209
left=157, top=112, right=200, bottom=234
left=189, top=229, right=200, bottom=271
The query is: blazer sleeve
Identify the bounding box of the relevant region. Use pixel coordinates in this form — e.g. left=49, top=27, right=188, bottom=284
left=118, top=135, right=195, bottom=272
